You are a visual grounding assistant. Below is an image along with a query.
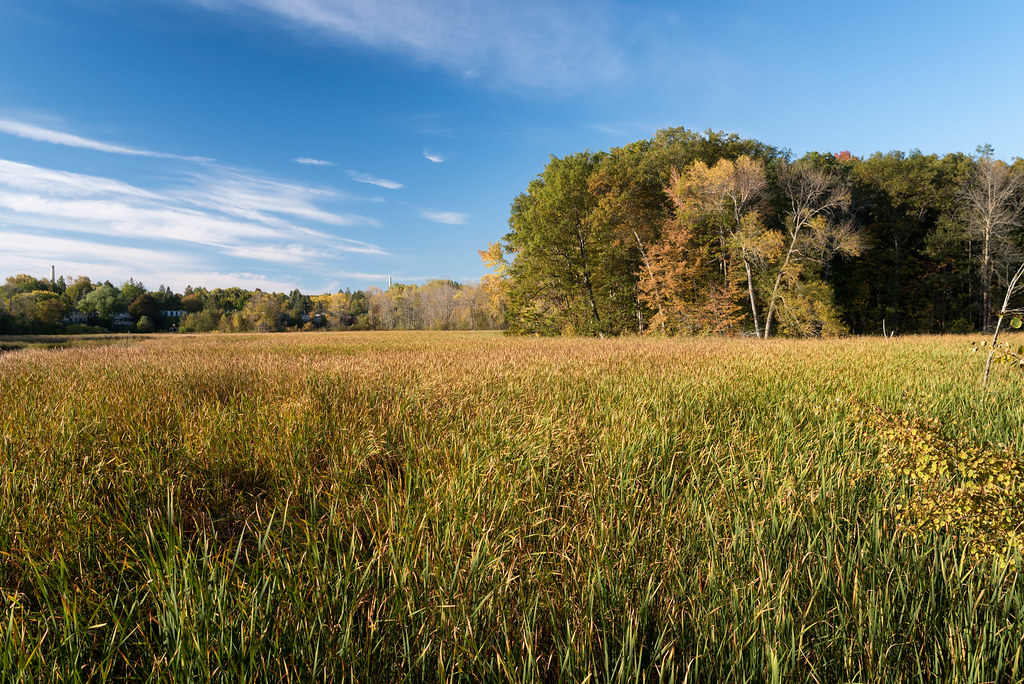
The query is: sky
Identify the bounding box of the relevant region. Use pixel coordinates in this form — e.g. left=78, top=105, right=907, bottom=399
left=1, top=0, right=1023, bottom=294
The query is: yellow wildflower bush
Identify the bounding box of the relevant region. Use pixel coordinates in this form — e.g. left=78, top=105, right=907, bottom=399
left=864, top=406, right=1024, bottom=567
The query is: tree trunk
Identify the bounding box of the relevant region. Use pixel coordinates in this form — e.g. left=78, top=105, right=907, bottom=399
left=576, top=229, right=601, bottom=326
left=742, top=258, right=761, bottom=338
left=982, top=221, right=992, bottom=331
left=632, top=229, right=664, bottom=331
left=763, top=228, right=802, bottom=339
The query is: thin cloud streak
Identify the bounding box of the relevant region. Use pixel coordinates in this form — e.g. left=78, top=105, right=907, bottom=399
left=177, top=168, right=380, bottom=228
left=294, top=157, right=335, bottom=166
left=420, top=209, right=468, bottom=225
left=423, top=150, right=445, bottom=163
left=1, top=229, right=190, bottom=268
left=187, top=0, right=623, bottom=91
left=0, top=159, right=157, bottom=200
left=187, top=271, right=300, bottom=292
left=337, top=270, right=406, bottom=281
left=224, top=243, right=327, bottom=263
left=347, top=171, right=404, bottom=190
left=0, top=118, right=211, bottom=162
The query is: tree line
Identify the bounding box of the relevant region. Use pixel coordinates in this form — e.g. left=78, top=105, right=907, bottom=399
left=488, top=128, right=1024, bottom=336
left=0, top=275, right=506, bottom=335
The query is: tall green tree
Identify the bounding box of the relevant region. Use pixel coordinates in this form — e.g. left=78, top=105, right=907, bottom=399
left=850, top=151, right=944, bottom=331
left=128, top=293, right=161, bottom=322
left=587, top=140, right=672, bottom=332
left=505, top=152, right=611, bottom=335
left=77, top=285, right=127, bottom=324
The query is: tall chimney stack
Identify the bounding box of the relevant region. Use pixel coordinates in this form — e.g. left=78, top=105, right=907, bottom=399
left=50, top=265, right=55, bottom=284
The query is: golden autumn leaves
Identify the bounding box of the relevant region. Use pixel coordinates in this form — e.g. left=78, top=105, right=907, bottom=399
left=640, top=156, right=864, bottom=337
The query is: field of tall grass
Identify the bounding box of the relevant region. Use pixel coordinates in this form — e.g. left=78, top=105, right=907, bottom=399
left=1, top=331, right=1023, bottom=682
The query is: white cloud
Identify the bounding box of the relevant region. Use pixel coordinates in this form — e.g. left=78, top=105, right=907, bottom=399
left=0, top=158, right=388, bottom=270
left=1, top=230, right=189, bottom=270
left=423, top=150, right=445, bottom=163
left=294, top=157, right=335, bottom=166
left=0, top=230, right=271, bottom=293
left=347, top=171, right=403, bottom=190
left=335, top=238, right=388, bottom=255
left=177, top=167, right=379, bottom=228
left=419, top=209, right=468, bottom=225
left=224, top=243, right=328, bottom=263
left=335, top=271, right=402, bottom=281
left=0, top=227, right=385, bottom=292
left=0, top=193, right=277, bottom=246
left=186, top=272, right=301, bottom=292
left=0, top=159, right=158, bottom=200
left=0, top=118, right=210, bottom=161
left=187, top=0, right=623, bottom=91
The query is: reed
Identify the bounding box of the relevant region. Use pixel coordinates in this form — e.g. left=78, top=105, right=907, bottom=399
left=1, top=331, right=1022, bottom=682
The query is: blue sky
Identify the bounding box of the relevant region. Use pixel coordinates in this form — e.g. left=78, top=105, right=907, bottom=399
left=1, top=0, right=1023, bottom=294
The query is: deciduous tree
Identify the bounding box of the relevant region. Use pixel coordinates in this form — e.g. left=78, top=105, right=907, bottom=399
left=666, top=156, right=771, bottom=335
left=963, top=146, right=1023, bottom=330
left=505, top=152, right=610, bottom=335
left=764, top=161, right=862, bottom=338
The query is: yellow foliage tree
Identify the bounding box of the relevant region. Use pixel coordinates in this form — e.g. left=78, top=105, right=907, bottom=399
left=666, top=156, right=771, bottom=335
left=640, top=211, right=744, bottom=335
left=478, top=242, right=510, bottom=324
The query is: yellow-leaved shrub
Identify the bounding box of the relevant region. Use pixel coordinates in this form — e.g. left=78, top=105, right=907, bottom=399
left=863, top=406, right=1024, bottom=567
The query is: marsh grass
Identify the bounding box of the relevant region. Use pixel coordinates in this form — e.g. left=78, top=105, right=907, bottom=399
left=0, top=334, right=135, bottom=353
left=1, top=331, right=1023, bottom=681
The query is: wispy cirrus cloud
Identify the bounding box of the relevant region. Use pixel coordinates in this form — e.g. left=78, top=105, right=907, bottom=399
left=0, top=118, right=211, bottom=162
left=187, top=271, right=302, bottom=292
left=1, top=230, right=189, bottom=272
left=335, top=271, right=406, bottom=281
left=419, top=209, right=468, bottom=225
left=0, top=159, right=158, bottom=200
left=423, top=150, right=445, bottom=163
left=177, top=167, right=379, bottom=228
left=0, top=159, right=387, bottom=275
left=223, top=243, right=326, bottom=263
left=347, top=171, right=403, bottom=190
left=0, top=230, right=305, bottom=293
left=294, top=157, right=335, bottom=166
left=185, top=0, right=623, bottom=91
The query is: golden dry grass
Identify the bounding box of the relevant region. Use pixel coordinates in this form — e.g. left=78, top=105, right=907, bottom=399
left=1, top=331, right=1023, bottom=682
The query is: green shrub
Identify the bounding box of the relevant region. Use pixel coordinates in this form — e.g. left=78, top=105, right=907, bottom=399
left=65, top=324, right=106, bottom=335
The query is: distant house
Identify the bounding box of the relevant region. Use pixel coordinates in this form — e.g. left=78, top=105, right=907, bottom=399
left=161, top=309, right=185, bottom=319
left=111, top=313, right=135, bottom=327
left=64, top=311, right=88, bottom=325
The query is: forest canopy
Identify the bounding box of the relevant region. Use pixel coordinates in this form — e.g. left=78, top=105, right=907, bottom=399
left=490, top=128, right=1024, bottom=337
left=0, top=276, right=505, bottom=335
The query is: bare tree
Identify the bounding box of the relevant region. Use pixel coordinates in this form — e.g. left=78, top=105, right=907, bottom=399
left=963, top=147, right=1023, bottom=331
left=722, top=156, right=769, bottom=337
left=763, top=161, right=857, bottom=338
left=419, top=280, right=459, bottom=329
left=366, top=287, right=397, bottom=329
